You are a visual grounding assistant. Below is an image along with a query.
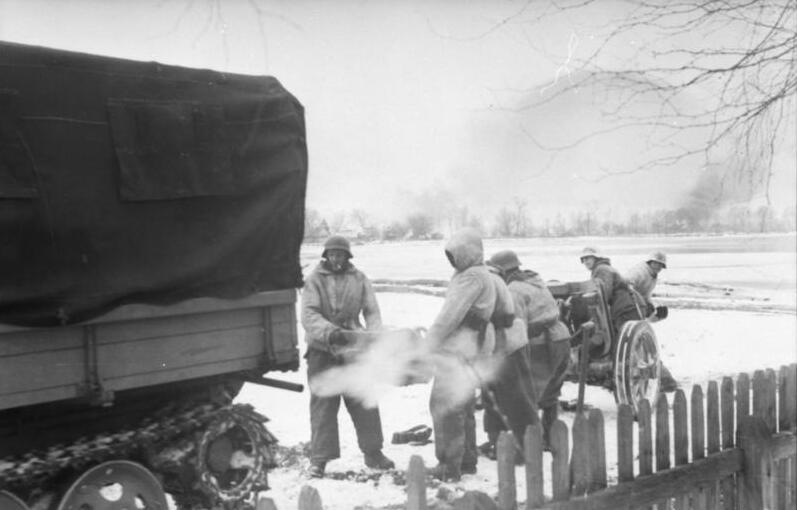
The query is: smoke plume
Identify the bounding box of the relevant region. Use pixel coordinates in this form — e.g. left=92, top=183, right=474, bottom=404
left=309, top=328, right=503, bottom=413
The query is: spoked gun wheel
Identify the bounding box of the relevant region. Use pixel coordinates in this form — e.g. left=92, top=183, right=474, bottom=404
left=55, top=460, right=168, bottom=510
left=614, top=320, right=661, bottom=415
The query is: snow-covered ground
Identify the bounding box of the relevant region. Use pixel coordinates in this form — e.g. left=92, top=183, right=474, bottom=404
left=237, top=234, right=796, bottom=510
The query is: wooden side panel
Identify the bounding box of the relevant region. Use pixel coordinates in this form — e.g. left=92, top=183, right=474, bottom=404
left=0, top=328, right=85, bottom=409
left=268, top=303, right=299, bottom=367
left=0, top=290, right=299, bottom=410
left=97, top=307, right=267, bottom=391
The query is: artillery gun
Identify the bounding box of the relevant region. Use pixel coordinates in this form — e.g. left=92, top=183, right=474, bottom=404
left=0, top=41, right=307, bottom=508
left=547, top=281, right=662, bottom=415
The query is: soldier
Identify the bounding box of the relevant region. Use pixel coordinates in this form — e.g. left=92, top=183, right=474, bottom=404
left=625, top=251, right=678, bottom=391
left=478, top=260, right=525, bottom=461
left=426, top=228, right=497, bottom=481
left=579, top=247, right=642, bottom=333
left=301, top=235, right=395, bottom=478
left=489, top=250, right=571, bottom=451
left=626, top=251, right=667, bottom=317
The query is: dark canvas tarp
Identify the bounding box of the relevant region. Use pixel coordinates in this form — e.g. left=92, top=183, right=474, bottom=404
left=0, top=41, right=307, bottom=326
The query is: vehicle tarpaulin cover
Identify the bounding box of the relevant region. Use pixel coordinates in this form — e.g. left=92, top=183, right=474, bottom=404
left=0, top=41, right=307, bottom=326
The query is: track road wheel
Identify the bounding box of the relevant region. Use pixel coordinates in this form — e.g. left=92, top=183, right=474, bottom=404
left=55, top=460, right=168, bottom=510
left=196, top=405, right=275, bottom=506
left=0, top=491, right=30, bottom=510
left=614, top=320, right=661, bottom=415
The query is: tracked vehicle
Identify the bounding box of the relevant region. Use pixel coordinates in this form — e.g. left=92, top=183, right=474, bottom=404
left=0, top=41, right=307, bottom=508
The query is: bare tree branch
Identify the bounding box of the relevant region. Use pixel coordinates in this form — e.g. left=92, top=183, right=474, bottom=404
left=498, top=0, right=796, bottom=199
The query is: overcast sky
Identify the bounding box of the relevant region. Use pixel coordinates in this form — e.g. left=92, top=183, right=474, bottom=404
left=2, top=0, right=795, bottom=223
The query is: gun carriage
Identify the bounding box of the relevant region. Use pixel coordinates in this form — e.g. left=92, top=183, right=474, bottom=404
left=547, top=280, right=662, bottom=415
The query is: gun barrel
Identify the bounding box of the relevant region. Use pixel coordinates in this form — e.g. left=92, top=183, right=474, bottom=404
left=249, top=376, right=305, bottom=393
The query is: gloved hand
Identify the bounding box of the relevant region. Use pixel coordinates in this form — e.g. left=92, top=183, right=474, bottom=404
left=329, top=328, right=348, bottom=347
left=655, top=306, right=668, bottom=319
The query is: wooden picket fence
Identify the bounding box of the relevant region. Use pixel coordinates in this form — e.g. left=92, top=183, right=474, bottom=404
left=401, top=364, right=797, bottom=510
left=258, top=364, right=796, bottom=510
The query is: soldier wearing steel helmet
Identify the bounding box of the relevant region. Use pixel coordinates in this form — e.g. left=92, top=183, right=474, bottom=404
left=625, top=251, right=678, bottom=391
left=625, top=251, right=667, bottom=314
left=476, top=257, right=530, bottom=461
left=301, top=235, right=394, bottom=477
left=579, top=246, right=641, bottom=333
left=488, top=250, right=570, bottom=452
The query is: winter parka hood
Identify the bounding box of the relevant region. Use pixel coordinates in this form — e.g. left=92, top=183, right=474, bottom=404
left=445, top=228, right=484, bottom=272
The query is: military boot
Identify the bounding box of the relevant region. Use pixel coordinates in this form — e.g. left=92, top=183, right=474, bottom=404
left=429, top=463, right=461, bottom=482
left=364, top=450, right=395, bottom=470
left=541, top=405, right=558, bottom=452
left=308, top=460, right=326, bottom=478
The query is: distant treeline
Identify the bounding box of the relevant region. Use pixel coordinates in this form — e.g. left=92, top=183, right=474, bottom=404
left=304, top=204, right=797, bottom=242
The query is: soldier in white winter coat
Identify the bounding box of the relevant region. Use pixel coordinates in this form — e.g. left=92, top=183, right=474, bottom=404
left=490, top=250, right=571, bottom=451
left=625, top=251, right=667, bottom=313
left=426, top=229, right=498, bottom=481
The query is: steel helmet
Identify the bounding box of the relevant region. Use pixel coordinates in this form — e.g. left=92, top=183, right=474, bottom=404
left=646, top=251, right=667, bottom=268
left=322, top=235, right=353, bottom=258
left=489, top=250, right=522, bottom=272
left=580, top=246, right=603, bottom=261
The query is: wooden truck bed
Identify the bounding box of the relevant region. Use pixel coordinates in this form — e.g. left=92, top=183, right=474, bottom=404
left=0, top=290, right=298, bottom=411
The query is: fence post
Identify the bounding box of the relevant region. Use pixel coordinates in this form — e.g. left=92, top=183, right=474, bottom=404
left=765, top=369, right=777, bottom=433
left=617, top=404, right=634, bottom=483
left=551, top=419, right=570, bottom=501
left=691, top=385, right=705, bottom=461
left=737, top=372, right=750, bottom=445
left=638, top=399, right=653, bottom=477
left=738, top=415, right=773, bottom=510
left=655, top=395, right=671, bottom=510
left=752, top=370, right=767, bottom=426
left=720, top=376, right=734, bottom=449
left=655, top=395, right=671, bottom=472
left=720, top=377, right=736, bottom=509
left=298, top=485, right=323, bottom=510
left=524, top=423, right=544, bottom=509
left=570, top=412, right=590, bottom=496
left=587, top=409, right=607, bottom=493
left=687, top=386, right=709, bottom=510
left=406, top=455, right=427, bottom=510
left=778, top=363, right=797, bottom=432
left=256, top=495, right=278, bottom=510
left=784, top=364, right=797, bottom=429
left=637, top=399, right=655, bottom=510
left=706, top=381, right=720, bottom=455
left=671, top=389, right=689, bottom=510
left=496, top=431, right=517, bottom=510
left=703, top=381, right=721, bottom=509
left=777, top=365, right=797, bottom=510
left=673, top=390, right=688, bottom=466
